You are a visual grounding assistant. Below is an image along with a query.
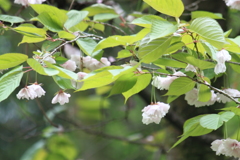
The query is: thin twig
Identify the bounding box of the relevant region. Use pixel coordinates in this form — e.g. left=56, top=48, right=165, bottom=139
left=69, top=0, right=75, bottom=10
left=35, top=98, right=59, bottom=128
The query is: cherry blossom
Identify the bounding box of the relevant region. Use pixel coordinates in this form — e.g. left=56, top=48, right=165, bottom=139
left=28, top=83, right=46, bottom=98
left=16, top=86, right=37, bottom=100
left=211, top=138, right=240, bottom=159
left=214, top=49, right=231, bottom=74
left=14, top=0, right=46, bottom=6
left=64, top=44, right=82, bottom=59
left=71, top=72, right=88, bottom=89
left=52, top=90, right=71, bottom=105
left=151, top=71, right=186, bottom=90
left=225, top=0, right=240, bottom=10
left=142, top=102, right=170, bottom=125
left=61, top=60, right=77, bottom=71
left=217, top=88, right=240, bottom=103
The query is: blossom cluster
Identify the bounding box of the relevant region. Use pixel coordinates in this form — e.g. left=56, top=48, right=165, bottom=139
left=211, top=138, right=240, bottom=159
left=214, top=49, right=231, bottom=75
left=14, top=0, right=46, bottom=6
left=17, top=82, right=45, bottom=100
left=224, top=0, right=240, bottom=10
left=142, top=102, right=170, bottom=125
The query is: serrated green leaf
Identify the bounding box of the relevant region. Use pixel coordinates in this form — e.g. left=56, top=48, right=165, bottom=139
left=166, top=77, right=195, bottom=96
left=53, top=76, right=74, bottom=90
left=172, top=53, right=215, bottom=69
left=189, top=17, right=225, bottom=49
left=0, top=53, right=28, bottom=70
left=0, top=66, right=23, bottom=102
left=109, top=73, right=138, bottom=97
left=14, top=27, right=46, bottom=38
left=202, top=41, right=218, bottom=60
left=200, top=112, right=235, bottom=130
left=153, top=58, right=187, bottom=68
left=64, top=10, right=89, bottom=30
left=34, top=12, right=63, bottom=32
left=27, top=58, right=59, bottom=76
left=76, top=38, right=101, bottom=57
left=191, top=11, right=223, bottom=19
left=144, top=0, right=184, bottom=17
left=42, top=40, right=62, bottom=52
left=131, top=15, right=166, bottom=28
left=0, top=14, right=24, bottom=25
left=31, top=4, right=67, bottom=26
left=224, top=38, right=240, bottom=53
left=150, top=20, right=177, bottom=40
left=221, top=107, right=240, bottom=116
left=138, top=37, right=172, bottom=63
left=19, top=36, right=45, bottom=45
left=123, top=73, right=152, bottom=102
left=82, top=4, right=116, bottom=16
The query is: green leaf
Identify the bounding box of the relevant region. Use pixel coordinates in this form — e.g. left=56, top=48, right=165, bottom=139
left=31, top=4, right=67, bottom=26
left=77, top=66, right=136, bottom=91
left=0, top=14, right=24, bottom=25
left=53, top=76, right=74, bottom=90
left=150, top=20, right=177, bottom=40
left=138, top=37, right=172, bottom=63
left=64, top=10, right=89, bottom=30
left=198, top=84, right=211, bottom=102
left=143, top=0, right=184, bottom=17
left=0, top=53, right=28, bottom=70
left=76, top=38, right=101, bottom=57
left=221, top=107, right=240, bottom=116
left=117, top=50, right=132, bottom=58
left=227, top=54, right=240, bottom=73
left=14, top=27, right=46, bottom=38
left=172, top=53, right=215, bottom=69
left=45, top=62, right=78, bottom=80
left=0, top=66, right=23, bottom=102
left=27, top=58, right=59, bottom=76
left=189, top=17, right=225, bottom=49
left=123, top=73, right=152, bottom=102
left=82, top=4, right=116, bottom=16
left=93, top=13, right=119, bottom=21
left=34, top=12, right=63, bottom=32
left=131, top=15, right=166, bottom=28
left=191, top=11, right=223, bottom=19
left=224, top=38, right=240, bottom=53
left=42, top=40, right=62, bottom=52
left=109, top=73, right=138, bottom=96
left=200, top=112, right=235, bottom=130
left=19, top=36, right=45, bottom=45
left=202, top=41, right=218, bottom=60
left=153, top=58, right=187, bottom=68
left=166, top=77, right=196, bottom=96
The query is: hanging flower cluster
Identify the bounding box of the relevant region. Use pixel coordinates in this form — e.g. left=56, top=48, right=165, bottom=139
left=17, top=82, right=45, bottom=100
left=14, top=0, right=46, bottom=6
left=71, top=72, right=88, bottom=89
left=52, top=90, right=71, bottom=105
left=211, top=138, right=240, bottom=159
left=142, top=102, right=170, bottom=125
left=214, top=49, right=231, bottom=75
left=224, top=0, right=240, bottom=10
left=151, top=71, right=186, bottom=90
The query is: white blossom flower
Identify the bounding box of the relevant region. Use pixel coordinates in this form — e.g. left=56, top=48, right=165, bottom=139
left=64, top=44, right=82, bottom=59
left=211, top=139, right=225, bottom=156
left=214, top=49, right=231, bottom=74
left=61, top=60, right=77, bottom=71
left=28, top=83, right=46, bottom=98
left=51, top=91, right=71, bottom=105
left=14, top=0, right=46, bottom=6
left=16, top=86, right=37, bottom=100
left=83, top=56, right=111, bottom=71
left=211, top=138, right=240, bottom=159
left=142, top=102, right=170, bottom=125
left=42, top=53, right=56, bottom=64
left=217, top=88, right=240, bottom=103
left=97, top=0, right=103, bottom=3
left=151, top=71, right=186, bottom=90
left=185, top=64, right=197, bottom=72
left=185, top=88, right=217, bottom=107
left=225, top=0, right=240, bottom=10
left=71, top=72, right=88, bottom=89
